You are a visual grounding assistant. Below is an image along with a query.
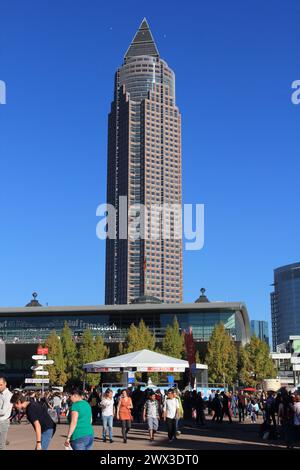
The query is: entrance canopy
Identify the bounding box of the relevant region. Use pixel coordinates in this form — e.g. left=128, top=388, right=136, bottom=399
left=83, top=349, right=207, bottom=373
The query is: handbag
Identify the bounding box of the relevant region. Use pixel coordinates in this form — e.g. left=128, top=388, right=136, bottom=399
left=48, top=408, right=59, bottom=424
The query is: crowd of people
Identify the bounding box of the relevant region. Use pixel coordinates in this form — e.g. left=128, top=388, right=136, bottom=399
left=1, top=375, right=300, bottom=450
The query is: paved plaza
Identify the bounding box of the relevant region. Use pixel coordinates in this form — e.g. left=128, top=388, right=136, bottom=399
left=6, top=415, right=299, bottom=450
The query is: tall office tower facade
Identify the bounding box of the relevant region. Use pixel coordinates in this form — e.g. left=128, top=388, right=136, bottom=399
left=250, top=320, right=269, bottom=346
left=105, top=19, right=183, bottom=305
left=271, top=262, right=300, bottom=351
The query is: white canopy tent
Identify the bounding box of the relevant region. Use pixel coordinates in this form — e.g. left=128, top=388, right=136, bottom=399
left=83, top=349, right=207, bottom=373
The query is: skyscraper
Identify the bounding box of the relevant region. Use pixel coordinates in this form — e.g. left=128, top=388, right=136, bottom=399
left=105, top=19, right=182, bottom=305
left=250, top=320, right=269, bottom=346
left=271, top=262, right=300, bottom=351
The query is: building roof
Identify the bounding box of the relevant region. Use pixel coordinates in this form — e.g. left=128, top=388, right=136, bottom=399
left=274, top=261, right=300, bottom=274
left=0, top=301, right=248, bottom=315
left=124, top=18, right=159, bottom=61
left=0, top=301, right=251, bottom=344
left=195, top=288, right=210, bottom=303
left=83, top=348, right=207, bottom=372
left=131, top=295, right=162, bottom=304
left=25, top=292, right=42, bottom=308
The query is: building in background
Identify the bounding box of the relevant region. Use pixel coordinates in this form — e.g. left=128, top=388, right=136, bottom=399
left=271, top=262, right=300, bottom=351
left=0, top=292, right=251, bottom=386
left=250, top=320, right=269, bottom=346
left=105, top=18, right=182, bottom=304
left=270, top=336, right=300, bottom=389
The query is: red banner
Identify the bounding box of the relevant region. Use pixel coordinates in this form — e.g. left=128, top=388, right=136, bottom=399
left=183, top=327, right=196, bottom=385
left=37, top=347, right=48, bottom=355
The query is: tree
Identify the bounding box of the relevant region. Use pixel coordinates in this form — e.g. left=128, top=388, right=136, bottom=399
left=60, top=322, right=79, bottom=383
left=123, top=320, right=156, bottom=353
left=237, top=344, right=250, bottom=386
left=77, top=331, right=111, bottom=387
left=122, top=320, right=156, bottom=383
left=240, top=335, right=276, bottom=387
left=44, top=331, right=67, bottom=385
left=94, top=335, right=110, bottom=362
left=78, top=329, right=98, bottom=386
left=205, top=323, right=237, bottom=386
left=160, top=317, right=185, bottom=359
left=195, top=350, right=201, bottom=364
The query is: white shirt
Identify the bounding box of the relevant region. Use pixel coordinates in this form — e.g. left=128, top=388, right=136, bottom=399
left=147, top=400, right=158, bottom=419
left=0, top=388, right=13, bottom=421
left=163, top=397, right=179, bottom=419
left=101, top=397, right=114, bottom=417
left=53, top=396, right=62, bottom=407
left=294, top=403, right=300, bottom=426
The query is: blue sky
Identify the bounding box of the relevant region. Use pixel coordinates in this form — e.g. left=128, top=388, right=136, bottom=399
left=0, top=0, right=299, bottom=331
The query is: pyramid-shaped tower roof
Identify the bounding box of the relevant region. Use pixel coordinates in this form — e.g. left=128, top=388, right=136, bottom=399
left=124, top=18, right=159, bottom=61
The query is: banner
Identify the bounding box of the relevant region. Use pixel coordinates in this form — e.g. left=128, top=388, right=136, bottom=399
left=183, top=327, right=197, bottom=387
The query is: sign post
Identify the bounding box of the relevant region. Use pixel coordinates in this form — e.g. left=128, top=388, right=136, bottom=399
left=31, top=346, right=53, bottom=394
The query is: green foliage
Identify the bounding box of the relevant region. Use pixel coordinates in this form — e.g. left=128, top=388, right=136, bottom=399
left=122, top=320, right=156, bottom=382
left=60, top=322, right=79, bottom=382
left=161, top=317, right=185, bottom=359
left=95, top=335, right=110, bottom=362
left=159, top=317, right=185, bottom=382
left=123, top=320, right=156, bottom=353
left=205, top=323, right=237, bottom=386
left=78, top=329, right=98, bottom=386
left=45, top=331, right=67, bottom=385
left=239, top=335, right=276, bottom=387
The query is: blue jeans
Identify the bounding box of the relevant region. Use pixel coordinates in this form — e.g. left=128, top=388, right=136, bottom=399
left=55, top=406, right=61, bottom=423
left=71, top=435, right=94, bottom=450
left=41, top=428, right=54, bottom=450
left=102, top=415, right=113, bottom=440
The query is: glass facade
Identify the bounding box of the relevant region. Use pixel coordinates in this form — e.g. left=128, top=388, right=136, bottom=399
left=271, top=262, right=300, bottom=350
left=160, top=311, right=237, bottom=342
left=0, top=305, right=248, bottom=345
left=250, top=320, right=269, bottom=346
left=105, top=19, right=182, bottom=305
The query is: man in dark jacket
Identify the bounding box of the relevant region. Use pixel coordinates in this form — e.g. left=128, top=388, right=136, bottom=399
left=196, top=392, right=206, bottom=425
left=211, top=392, right=222, bottom=423
left=220, top=392, right=232, bottom=423
left=238, top=393, right=246, bottom=422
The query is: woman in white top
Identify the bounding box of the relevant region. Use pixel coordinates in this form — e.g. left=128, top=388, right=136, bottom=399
left=100, top=389, right=114, bottom=443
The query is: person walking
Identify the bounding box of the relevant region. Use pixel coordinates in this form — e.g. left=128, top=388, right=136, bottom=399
left=292, top=395, right=300, bottom=445
left=280, top=391, right=295, bottom=448
left=249, top=400, right=259, bottom=423
left=265, top=391, right=277, bottom=429
left=52, top=393, right=62, bottom=424
left=211, top=392, right=222, bottom=423
left=88, top=388, right=100, bottom=425
left=117, top=389, right=133, bottom=443
left=220, top=392, right=232, bottom=423
left=173, top=388, right=183, bottom=435
left=238, top=392, right=246, bottom=423
left=143, top=391, right=160, bottom=441
left=10, top=391, right=56, bottom=450
left=196, top=391, right=206, bottom=426
left=0, top=377, right=12, bottom=450
left=65, top=388, right=94, bottom=450
left=100, top=388, right=114, bottom=443
left=163, top=389, right=179, bottom=443
left=231, top=393, right=238, bottom=418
